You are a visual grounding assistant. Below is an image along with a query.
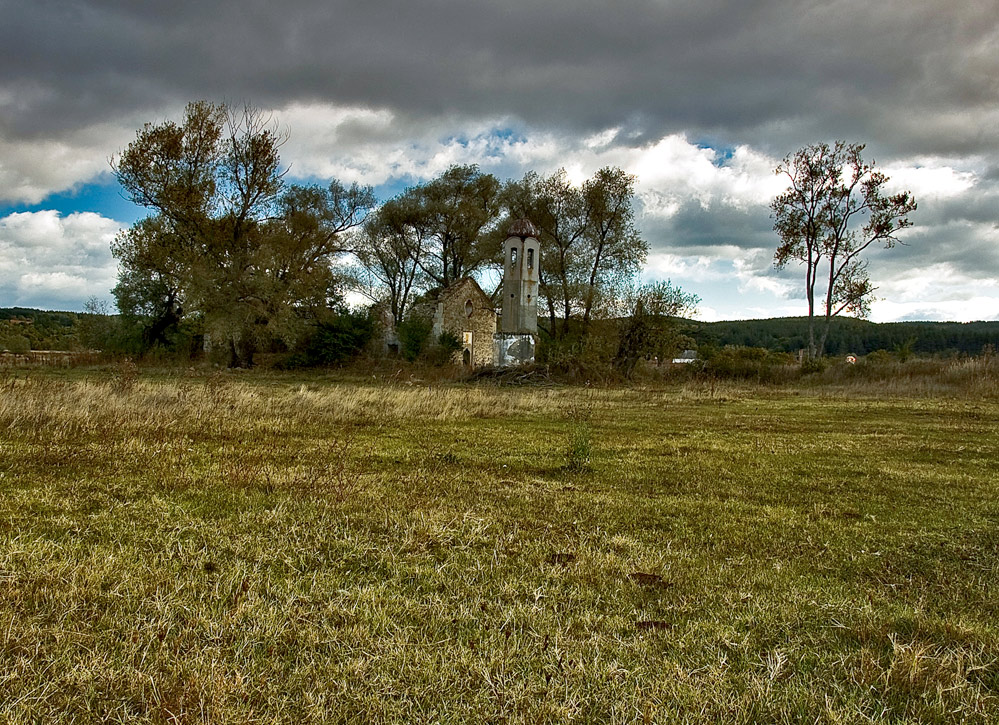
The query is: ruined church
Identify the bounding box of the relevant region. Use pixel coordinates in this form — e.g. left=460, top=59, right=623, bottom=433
left=431, top=218, right=540, bottom=368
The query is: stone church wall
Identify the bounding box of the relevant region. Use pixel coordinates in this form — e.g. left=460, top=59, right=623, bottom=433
left=433, top=279, right=497, bottom=368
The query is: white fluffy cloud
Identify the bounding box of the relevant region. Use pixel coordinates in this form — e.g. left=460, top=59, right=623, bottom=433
left=277, top=103, right=553, bottom=186
left=274, top=101, right=784, bottom=205
left=0, top=117, right=145, bottom=205
left=2, top=96, right=996, bottom=322
left=0, top=210, right=122, bottom=309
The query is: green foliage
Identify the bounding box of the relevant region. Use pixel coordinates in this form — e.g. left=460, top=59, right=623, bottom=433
left=0, top=309, right=79, bottom=350
left=437, top=331, right=462, bottom=355
left=419, top=330, right=463, bottom=367
left=297, top=312, right=375, bottom=367
left=865, top=349, right=893, bottom=365
left=353, top=215, right=426, bottom=326
left=112, top=101, right=375, bottom=367
left=397, top=314, right=433, bottom=362
left=700, top=344, right=798, bottom=382
left=77, top=299, right=124, bottom=354
left=893, top=336, right=917, bottom=362
left=799, top=356, right=828, bottom=375
left=0, top=332, right=30, bottom=354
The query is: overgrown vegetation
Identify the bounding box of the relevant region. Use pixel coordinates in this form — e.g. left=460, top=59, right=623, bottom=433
left=279, top=310, right=376, bottom=369
left=1, top=368, right=997, bottom=721
left=0, top=309, right=79, bottom=351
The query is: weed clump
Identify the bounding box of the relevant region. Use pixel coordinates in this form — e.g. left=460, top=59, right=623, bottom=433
left=562, top=396, right=594, bottom=472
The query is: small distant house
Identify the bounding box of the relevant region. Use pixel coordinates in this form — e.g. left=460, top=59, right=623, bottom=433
left=672, top=349, right=698, bottom=364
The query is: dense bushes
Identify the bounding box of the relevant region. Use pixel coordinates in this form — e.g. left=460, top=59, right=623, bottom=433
left=0, top=332, right=30, bottom=353
left=280, top=312, right=375, bottom=368
left=397, top=315, right=433, bottom=362
left=696, top=345, right=797, bottom=383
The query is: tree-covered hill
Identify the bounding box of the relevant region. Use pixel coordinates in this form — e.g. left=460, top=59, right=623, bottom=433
left=0, top=308, right=81, bottom=351
left=692, top=317, right=999, bottom=357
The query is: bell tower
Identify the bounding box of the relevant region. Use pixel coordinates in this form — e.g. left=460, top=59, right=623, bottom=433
left=500, top=218, right=539, bottom=334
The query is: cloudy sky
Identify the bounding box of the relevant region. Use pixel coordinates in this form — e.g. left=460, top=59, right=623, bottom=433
left=1, top=0, right=996, bottom=321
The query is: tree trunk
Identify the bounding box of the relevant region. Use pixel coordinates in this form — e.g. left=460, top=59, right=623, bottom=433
left=805, top=254, right=818, bottom=359
left=227, top=332, right=255, bottom=368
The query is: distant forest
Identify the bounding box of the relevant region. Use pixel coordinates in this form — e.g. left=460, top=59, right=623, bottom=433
left=692, top=317, right=999, bottom=357
left=0, top=308, right=80, bottom=352
left=2, top=307, right=997, bottom=358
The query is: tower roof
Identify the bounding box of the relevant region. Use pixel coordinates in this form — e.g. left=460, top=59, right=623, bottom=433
left=507, top=218, right=538, bottom=239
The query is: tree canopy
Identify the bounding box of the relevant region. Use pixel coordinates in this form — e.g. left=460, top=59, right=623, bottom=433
left=377, top=165, right=502, bottom=291
left=501, top=167, right=648, bottom=338
left=112, top=101, right=374, bottom=366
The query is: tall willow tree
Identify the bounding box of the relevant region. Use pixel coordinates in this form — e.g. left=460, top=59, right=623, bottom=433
left=503, top=166, right=647, bottom=338
left=112, top=101, right=373, bottom=366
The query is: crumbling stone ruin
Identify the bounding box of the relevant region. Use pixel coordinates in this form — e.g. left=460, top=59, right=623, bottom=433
left=431, top=218, right=540, bottom=368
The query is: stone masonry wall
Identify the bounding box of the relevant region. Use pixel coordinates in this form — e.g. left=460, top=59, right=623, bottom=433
left=434, top=279, right=497, bottom=368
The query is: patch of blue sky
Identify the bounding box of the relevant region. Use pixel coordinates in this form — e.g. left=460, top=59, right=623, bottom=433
left=443, top=126, right=529, bottom=161
left=283, top=170, right=409, bottom=205
left=0, top=176, right=144, bottom=225
left=690, top=137, right=736, bottom=166
left=486, top=127, right=528, bottom=144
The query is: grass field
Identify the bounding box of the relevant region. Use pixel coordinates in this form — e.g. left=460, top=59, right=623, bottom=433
left=1, top=367, right=997, bottom=723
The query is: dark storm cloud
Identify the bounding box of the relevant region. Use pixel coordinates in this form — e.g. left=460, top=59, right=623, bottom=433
left=2, top=0, right=996, bottom=156
left=643, top=199, right=776, bottom=253
left=871, top=217, right=999, bottom=279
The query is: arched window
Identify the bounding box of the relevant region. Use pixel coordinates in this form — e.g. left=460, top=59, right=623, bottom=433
left=527, top=248, right=534, bottom=269
left=510, top=247, right=517, bottom=266
left=464, top=299, right=473, bottom=317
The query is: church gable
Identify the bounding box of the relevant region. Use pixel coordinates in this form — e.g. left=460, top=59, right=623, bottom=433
left=432, top=277, right=497, bottom=368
